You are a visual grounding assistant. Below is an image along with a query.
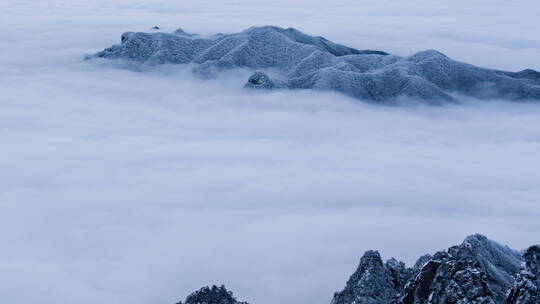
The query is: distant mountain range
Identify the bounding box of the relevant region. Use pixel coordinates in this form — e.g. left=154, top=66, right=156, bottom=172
left=92, top=26, right=540, bottom=104
left=175, top=234, right=539, bottom=304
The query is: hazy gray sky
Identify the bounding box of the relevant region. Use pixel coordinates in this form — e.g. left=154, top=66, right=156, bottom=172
left=1, top=1, right=540, bottom=304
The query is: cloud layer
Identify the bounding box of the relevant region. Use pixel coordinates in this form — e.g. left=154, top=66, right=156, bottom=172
left=1, top=1, right=540, bottom=304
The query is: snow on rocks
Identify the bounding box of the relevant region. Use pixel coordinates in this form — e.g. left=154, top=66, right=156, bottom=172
left=92, top=26, right=540, bottom=104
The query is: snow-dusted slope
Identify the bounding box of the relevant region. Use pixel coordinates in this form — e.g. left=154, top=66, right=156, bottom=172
left=397, top=234, right=521, bottom=304
left=174, top=235, right=535, bottom=304
left=330, top=251, right=411, bottom=304
left=92, top=26, right=540, bottom=103
left=331, top=234, right=525, bottom=304
left=507, top=246, right=540, bottom=304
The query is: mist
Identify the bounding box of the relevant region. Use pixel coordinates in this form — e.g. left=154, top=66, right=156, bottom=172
left=1, top=1, right=540, bottom=304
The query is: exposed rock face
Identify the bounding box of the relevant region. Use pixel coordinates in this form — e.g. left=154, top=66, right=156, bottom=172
left=176, top=285, right=248, bottom=304
left=174, top=236, right=538, bottom=304
left=331, top=250, right=412, bottom=304
left=93, top=26, right=540, bottom=103
left=507, top=246, right=540, bottom=304
left=399, top=234, right=522, bottom=304
left=333, top=234, right=523, bottom=304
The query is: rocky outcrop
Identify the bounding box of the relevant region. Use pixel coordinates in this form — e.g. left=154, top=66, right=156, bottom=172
left=333, top=234, right=523, bottom=304
left=507, top=246, right=540, bottom=304
left=92, top=26, right=540, bottom=103
left=397, top=234, right=521, bottom=304
left=173, top=235, right=537, bottom=304
left=331, top=251, right=412, bottom=304
left=175, top=285, right=248, bottom=304
left=244, top=71, right=286, bottom=90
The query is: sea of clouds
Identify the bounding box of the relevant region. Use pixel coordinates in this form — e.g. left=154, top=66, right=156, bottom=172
left=1, top=1, right=540, bottom=304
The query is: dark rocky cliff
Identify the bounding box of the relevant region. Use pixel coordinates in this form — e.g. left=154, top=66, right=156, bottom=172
left=507, top=245, right=540, bottom=304
left=174, top=235, right=538, bottom=304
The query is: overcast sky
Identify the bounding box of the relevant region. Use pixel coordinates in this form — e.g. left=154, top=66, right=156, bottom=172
left=1, top=1, right=540, bottom=304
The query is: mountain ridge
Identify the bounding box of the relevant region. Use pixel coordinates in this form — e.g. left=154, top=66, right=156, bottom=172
left=91, top=26, right=540, bottom=104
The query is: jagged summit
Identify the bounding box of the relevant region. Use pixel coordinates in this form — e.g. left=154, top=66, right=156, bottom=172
left=332, top=234, right=525, bottom=304
left=92, top=26, right=540, bottom=103
left=454, top=234, right=522, bottom=281
left=173, top=236, right=539, bottom=304
left=331, top=250, right=412, bottom=304
left=398, top=234, right=522, bottom=304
